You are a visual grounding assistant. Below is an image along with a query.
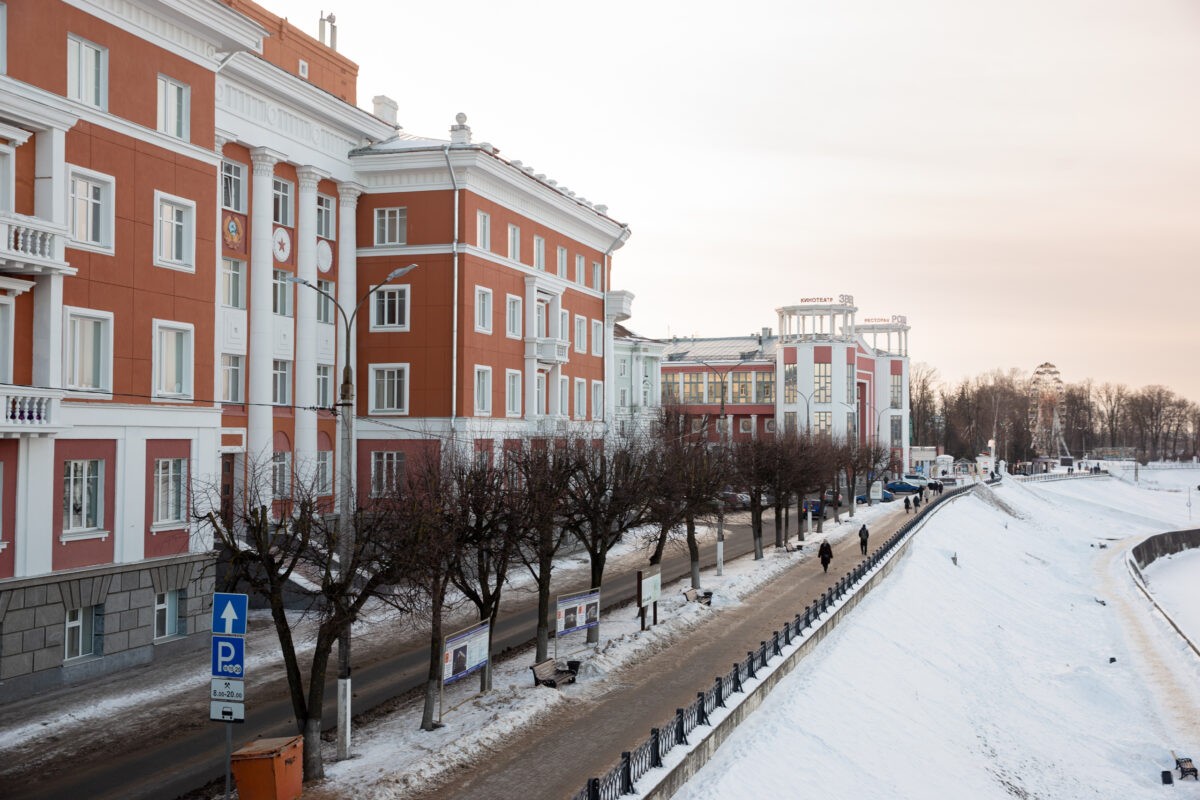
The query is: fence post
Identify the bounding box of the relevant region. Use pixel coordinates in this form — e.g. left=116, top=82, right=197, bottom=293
left=650, top=728, right=662, bottom=768
left=732, top=664, right=743, bottom=693
left=746, top=651, right=757, bottom=679
left=620, top=751, right=634, bottom=794
left=588, top=776, right=600, bottom=800
left=758, top=642, right=768, bottom=669
left=675, top=708, right=688, bottom=745
left=783, top=622, right=792, bottom=646
left=772, top=631, right=782, bottom=657
left=697, top=692, right=709, bottom=726
left=715, top=675, right=726, bottom=707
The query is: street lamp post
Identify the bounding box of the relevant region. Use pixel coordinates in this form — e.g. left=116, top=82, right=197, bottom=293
left=288, top=262, right=417, bottom=761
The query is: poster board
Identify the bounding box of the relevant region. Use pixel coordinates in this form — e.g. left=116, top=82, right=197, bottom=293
left=556, top=588, right=601, bottom=636
left=442, top=621, right=490, bottom=686
left=638, top=567, right=661, bottom=608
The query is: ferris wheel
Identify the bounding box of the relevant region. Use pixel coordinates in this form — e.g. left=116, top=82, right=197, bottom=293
left=1028, top=362, right=1071, bottom=459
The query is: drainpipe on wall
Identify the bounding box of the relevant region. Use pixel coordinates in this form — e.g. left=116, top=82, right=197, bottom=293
left=443, top=143, right=460, bottom=435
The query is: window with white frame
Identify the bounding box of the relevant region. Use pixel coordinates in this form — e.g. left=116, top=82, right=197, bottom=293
left=505, top=369, right=522, bottom=417
left=220, top=354, right=243, bottom=403
left=536, top=373, right=546, bottom=415
left=221, top=258, right=245, bottom=309
left=272, top=178, right=293, bottom=226
left=68, top=167, right=114, bottom=250
left=316, top=194, right=335, bottom=239
left=153, top=192, right=195, bottom=271
left=559, top=309, right=569, bottom=341
left=575, top=254, right=585, bottom=284
left=272, top=360, right=291, bottom=405
left=506, top=295, right=522, bottom=339
left=814, top=362, right=832, bottom=404
left=535, top=302, right=546, bottom=338
left=315, top=279, right=335, bottom=324
left=155, top=75, right=189, bottom=140
left=153, top=458, right=187, bottom=526
left=370, top=451, right=405, bottom=497
left=271, top=451, right=291, bottom=498
left=474, top=366, right=492, bottom=415
left=374, top=207, right=406, bottom=245
left=316, top=450, right=332, bottom=495
left=556, top=246, right=568, bottom=278
left=618, top=358, right=627, bottom=377
left=272, top=270, right=292, bottom=316
left=574, top=315, right=586, bottom=354
left=370, top=285, right=409, bottom=330
left=891, top=415, right=903, bottom=447
left=890, top=373, right=903, bottom=409
left=847, top=411, right=858, bottom=439
left=153, top=320, right=193, bottom=399
left=507, top=224, right=520, bottom=261
left=476, top=211, right=490, bottom=250
left=371, top=364, right=409, bottom=413
left=592, top=261, right=602, bottom=290
left=592, top=381, right=603, bottom=420
left=814, top=411, right=832, bottom=436
left=784, top=412, right=797, bottom=432
left=619, top=388, right=628, bottom=407
left=64, top=308, right=112, bottom=393
left=154, top=590, right=180, bottom=639
left=221, top=160, right=245, bottom=212
left=533, top=236, right=545, bottom=270
left=474, top=287, right=492, bottom=334
left=847, top=370, right=856, bottom=404
left=591, top=320, right=603, bottom=356
left=559, top=376, right=569, bottom=416
left=65, top=605, right=100, bottom=660
left=574, top=378, right=587, bottom=420
left=315, top=364, right=332, bottom=408
left=67, top=35, right=106, bottom=108
left=63, top=458, right=102, bottom=533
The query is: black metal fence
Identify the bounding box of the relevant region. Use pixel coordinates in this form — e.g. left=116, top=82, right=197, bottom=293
left=571, top=479, right=996, bottom=800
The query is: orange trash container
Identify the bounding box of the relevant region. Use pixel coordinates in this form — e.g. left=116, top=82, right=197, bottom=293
left=230, top=735, right=304, bottom=800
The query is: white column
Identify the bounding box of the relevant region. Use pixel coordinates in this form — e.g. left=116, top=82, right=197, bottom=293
left=34, top=127, right=66, bottom=226
left=114, top=434, right=145, bottom=564
left=336, top=183, right=362, bottom=502
left=549, top=365, right=561, bottom=417
left=294, top=167, right=324, bottom=486
left=31, top=272, right=63, bottom=388
left=15, top=437, right=54, bottom=577
left=247, top=148, right=281, bottom=484
left=603, top=314, right=616, bottom=424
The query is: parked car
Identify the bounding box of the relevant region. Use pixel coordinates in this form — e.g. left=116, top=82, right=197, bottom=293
left=885, top=480, right=922, bottom=493
left=717, top=489, right=750, bottom=510
left=856, top=489, right=894, bottom=504
left=902, top=474, right=931, bottom=488
left=822, top=489, right=843, bottom=507
left=800, top=499, right=828, bottom=519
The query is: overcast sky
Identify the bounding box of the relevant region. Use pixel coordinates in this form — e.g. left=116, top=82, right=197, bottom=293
left=276, top=0, right=1200, bottom=401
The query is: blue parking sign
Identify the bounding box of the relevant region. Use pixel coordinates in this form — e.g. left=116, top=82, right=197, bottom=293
left=212, top=593, right=249, bottom=636
left=211, top=635, right=245, bottom=678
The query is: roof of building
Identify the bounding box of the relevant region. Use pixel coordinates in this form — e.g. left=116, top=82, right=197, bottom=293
left=662, top=336, right=777, bottom=364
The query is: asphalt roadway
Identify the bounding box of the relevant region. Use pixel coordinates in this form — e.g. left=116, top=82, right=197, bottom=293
left=3, top=511, right=838, bottom=800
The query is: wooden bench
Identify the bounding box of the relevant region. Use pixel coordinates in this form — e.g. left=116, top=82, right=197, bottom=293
left=681, top=587, right=713, bottom=606
left=1178, top=756, right=1198, bottom=781
left=530, top=659, right=576, bottom=689
left=784, top=541, right=803, bottom=553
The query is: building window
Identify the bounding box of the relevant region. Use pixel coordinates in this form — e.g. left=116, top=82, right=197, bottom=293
left=64, top=308, right=112, bottom=393
left=271, top=451, right=291, bottom=499
left=272, top=360, right=291, bottom=405
left=814, top=411, right=832, bottom=436
left=68, top=167, right=114, bottom=250
left=316, top=451, right=332, bottom=495
left=316, top=194, right=335, bottom=239
left=221, top=160, right=246, bottom=212
left=315, top=364, right=332, bottom=407
left=592, top=262, right=602, bottom=290
left=731, top=373, right=752, bottom=404
left=506, top=295, right=522, bottom=339
left=591, top=320, right=603, bottom=356
left=536, top=373, right=547, bottom=415
left=557, top=246, right=568, bottom=278
left=662, top=376, right=679, bottom=404
left=476, top=211, right=490, bottom=250
left=618, top=359, right=627, bottom=377
left=891, top=374, right=903, bottom=409
left=63, top=458, right=102, bottom=533
left=154, top=590, right=180, bottom=639
left=222, top=258, right=245, bottom=308
left=65, top=605, right=100, bottom=660
left=507, top=224, right=520, bottom=261
left=755, top=371, right=775, bottom=403
left=474, top=287, right=492, bottom=334
left=474, top=366, right=492, bottom=415
left=156, top=75, right=189, bottom=140
left=891, top=415, right=903, bottom=447
left=784, top=411, right=797, bottom=432
left=681, top=372, right=704, bottom=403
left=847, top=370, right=856, bottom=404
left=67, top=35, right=106, bottom=108
left=814, top=362, right=832, bottom=404
left=592, top=381, right=603, bottom=421
left=739, top=418, right=753, bottom=434
left=370, top=285, right=409, bottom=330
left=559, top=376, right=569, bottom=416
left=272, top=270, right=293, bottom=316
left=315, top=279, right=336, bottom=324
left=371, top=364, right=409, bottom=413
left=221, top=354, right=243, bottom=403
left=847, top=411, right=858, bottom=439
left=559, top=309, right=569, bottom=341
left=374, top=207, right=406, bottom=245
left=574, top=315, right=586, bottom=354
left=154, top=192, right=195, bottom=271
left=153, top=320, right=193, bottom=399
left=506, top=369, right=522, bottom=417
left=575, top=254, right=585, bottom=285
left=619, top=387, right=628, bottom=407
left=533, top=236, right=545, bottom=270
left=272, top=178, right=293, bottom=227
left=783, top=364, right=797, bottom=404
left=574, top=379, right=587, bottom=420
left=371, top=451, right=405, bottom=497
left=153, top=458, right=187, bottom=526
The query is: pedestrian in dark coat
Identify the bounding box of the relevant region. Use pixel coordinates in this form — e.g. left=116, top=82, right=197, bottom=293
left=904, top=496, right=911, bottom=513
left=818, top=540, right=833, bottom=573
left=858, top=524, right=869, bottom=555
left=913, top=494, right=921, bottom=511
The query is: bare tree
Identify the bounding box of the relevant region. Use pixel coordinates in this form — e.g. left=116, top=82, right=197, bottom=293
left=730, top=436, right=774, bottom=559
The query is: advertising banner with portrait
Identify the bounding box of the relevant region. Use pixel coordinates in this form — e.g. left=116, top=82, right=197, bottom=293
left=442, top=621, right=490, bottom=686
left=556, top=588, right=601, bottom=636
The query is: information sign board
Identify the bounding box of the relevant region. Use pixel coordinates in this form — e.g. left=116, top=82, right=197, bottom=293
left=441, top=621, right=490, bottom=686
left=638, top=567, right=661, bottom=608
left=556, top=588, right=601, bottom=636
left=209, top=701, right=245, bottom=723
left=211, top=635, right=246, bottom=679
left=211, top=678, right=245, bottom=702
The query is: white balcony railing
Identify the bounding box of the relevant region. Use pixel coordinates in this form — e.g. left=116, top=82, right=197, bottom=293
left=1, top=385, right=67, bottom=435
left=535, top=337, right=570, bottom=364
left=0, top=211, right=71, bottom=273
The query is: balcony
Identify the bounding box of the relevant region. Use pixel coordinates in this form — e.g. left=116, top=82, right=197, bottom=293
left=534, top=337, right=570, bottom=364
left=1, top=386, right=68, bottom=437
left=0, top=211, right=73, bottom=275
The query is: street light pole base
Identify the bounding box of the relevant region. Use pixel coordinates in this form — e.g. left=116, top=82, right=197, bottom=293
left=336, top=677, right=352, bottom=760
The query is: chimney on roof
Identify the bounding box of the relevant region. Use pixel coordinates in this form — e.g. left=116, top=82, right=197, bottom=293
left=450, top=112, right=472, bottom=145
left=761, top=327, right=772, bottom=339
left=372, top=95, right=398, bottom=127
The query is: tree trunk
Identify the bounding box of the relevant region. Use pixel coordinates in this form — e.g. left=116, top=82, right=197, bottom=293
left=685, top=514, right=701, bottom=588
left=421, top=587, right=444, bottom=731
left=300, top=627, right=336, bottom=780
left=303, top=715, right=324, bottom=780
left=586, top=549, right=606, bottom=644
left=649, top=521, right=671, bottom=565
left=773, top=503, right=783, bottom=548
left=534, top=525, right=554, bottom=662
left=750, top=506, right=764, bottom=560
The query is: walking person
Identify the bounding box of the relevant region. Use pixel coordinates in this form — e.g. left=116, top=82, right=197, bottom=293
left=913, top=494, right=921, bottom=511
left=818, top=540, right=833, bottom=573
left=904, top=496, right=911, bottom=514
left=858, top=524, right=869, bottom=555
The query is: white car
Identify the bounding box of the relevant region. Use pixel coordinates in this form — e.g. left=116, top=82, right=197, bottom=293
left=902, top=474, right=930, bottom=488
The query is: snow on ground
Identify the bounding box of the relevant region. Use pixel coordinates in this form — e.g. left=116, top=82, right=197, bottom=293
left=670, top=475, right=1200, bottom=800
left=1144, top=550, right=1200, bottom=645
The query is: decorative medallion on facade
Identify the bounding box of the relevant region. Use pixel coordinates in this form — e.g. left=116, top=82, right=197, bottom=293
left=272, top=227, right=292, bottom=262
left=316, top=239, right=333, bottom=272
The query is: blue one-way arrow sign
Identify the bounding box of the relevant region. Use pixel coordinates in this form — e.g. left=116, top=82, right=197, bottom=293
left=212, top=592, right=248, bottom=636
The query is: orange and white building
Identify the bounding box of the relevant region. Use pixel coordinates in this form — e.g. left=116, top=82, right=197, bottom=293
left=0, top=0, right=632, bottom=700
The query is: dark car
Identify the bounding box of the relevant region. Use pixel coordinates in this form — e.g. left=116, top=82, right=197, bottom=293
left=885, top=480, right=921, bottom=493
left=822, top=489, right=843, bottom=507
left=856, top=489, right=894, bottom=504
left=717, top=490, right=750, bottom=510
